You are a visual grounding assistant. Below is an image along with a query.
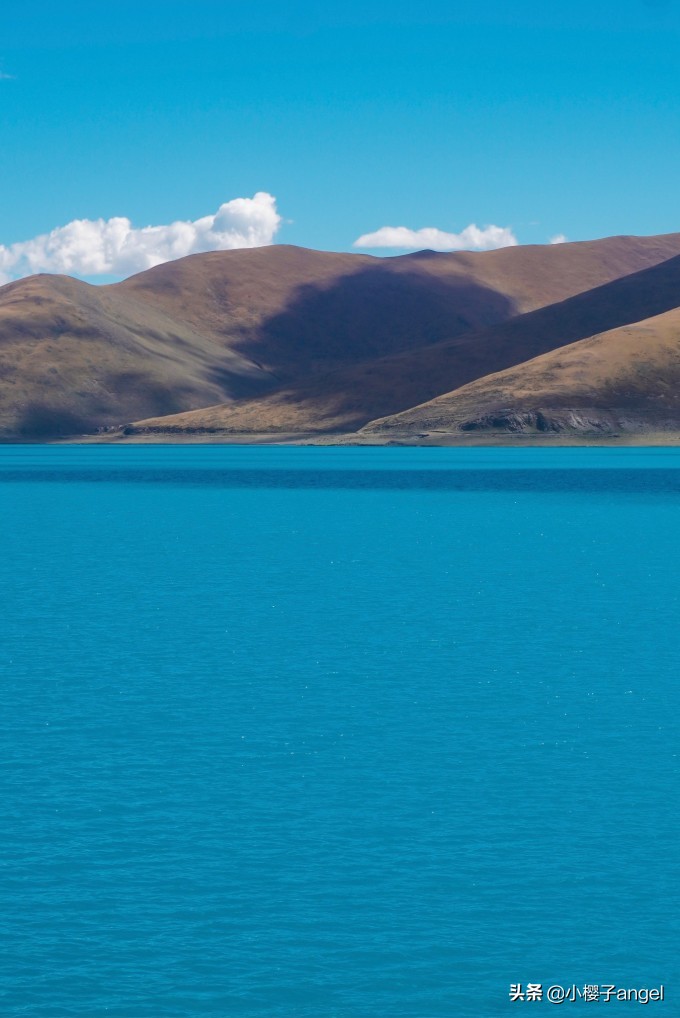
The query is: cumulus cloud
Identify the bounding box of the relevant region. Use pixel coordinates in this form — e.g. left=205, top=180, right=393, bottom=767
left=0, top=192, right=281, bottom=282
left=549, top=233, right=569, bottom=245
left=354, top=223, right=518, bottom=252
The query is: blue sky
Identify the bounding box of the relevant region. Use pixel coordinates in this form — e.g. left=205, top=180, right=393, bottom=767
left=2, top=0, right=680, bottom=277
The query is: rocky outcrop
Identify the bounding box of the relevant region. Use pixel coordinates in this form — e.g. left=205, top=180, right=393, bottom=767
left=459, top=409, right=618, bottom=433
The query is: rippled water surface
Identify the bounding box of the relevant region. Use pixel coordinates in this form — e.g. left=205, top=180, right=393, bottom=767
left=1, top=446, right=678, bottom=1017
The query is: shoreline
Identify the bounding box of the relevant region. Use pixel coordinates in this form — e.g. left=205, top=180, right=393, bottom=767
left=48, top=429, right=680, bottom=447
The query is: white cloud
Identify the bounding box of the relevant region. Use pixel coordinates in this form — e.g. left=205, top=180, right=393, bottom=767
left=353, top=223, right=518, bottom=252
left=549, top=233, right=568, bottom=245
left=0, top=192, right=281, bottom=282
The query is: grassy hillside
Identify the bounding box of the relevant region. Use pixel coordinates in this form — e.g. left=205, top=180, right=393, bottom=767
left=3, top=234, right=680, bottom=438
left=362, top=308, right=680, bottom=436
left=124, top=246, right=680, bottom=437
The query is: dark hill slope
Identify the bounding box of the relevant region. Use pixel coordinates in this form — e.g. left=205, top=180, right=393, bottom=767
left=125, top=247, right=680, bottom=436
left=361, top=308, right=680, bottom=436
left=3, top=235, right=680, bottom=437
left=117, top=236, right=680, bottom=375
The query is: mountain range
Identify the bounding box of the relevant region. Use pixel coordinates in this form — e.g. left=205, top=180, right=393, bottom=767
left=1, top=234, right=680, bottom=442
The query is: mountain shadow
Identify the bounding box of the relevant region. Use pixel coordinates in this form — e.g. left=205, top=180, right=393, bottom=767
left=126, top=250, right=680, bottom=436
left=228, top=262, right=517, bottom=376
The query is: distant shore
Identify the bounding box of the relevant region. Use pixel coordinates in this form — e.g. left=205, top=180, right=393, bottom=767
left=56, top=429, right=680, bottom=447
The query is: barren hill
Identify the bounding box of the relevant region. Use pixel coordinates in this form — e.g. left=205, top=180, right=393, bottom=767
left=124, top=244, right=680, bottom=437
left=2, top=235, right=680, bottom=439
left=361, top=308, right=680, bottom=436
left=0, top=273, right=277, bottom=437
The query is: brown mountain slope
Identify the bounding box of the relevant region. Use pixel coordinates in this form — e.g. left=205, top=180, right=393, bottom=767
left=361, top=307, right=680, bottom=435
left=117, top=245, right=514, bottom=374
left=4, top=234, right=680, bottom=438
left=0, top=274, right=279, bottom=437
left=0, top=245, right=526, bottom=437
left=125, top=246, right=680, bottom=436
left=117, top=235, right=680, bottom=374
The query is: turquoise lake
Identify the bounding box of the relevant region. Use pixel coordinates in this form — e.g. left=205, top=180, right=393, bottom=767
left=1, top=446, right=678, bottom=1017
